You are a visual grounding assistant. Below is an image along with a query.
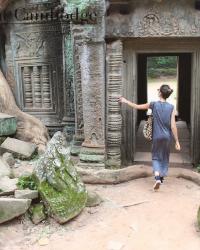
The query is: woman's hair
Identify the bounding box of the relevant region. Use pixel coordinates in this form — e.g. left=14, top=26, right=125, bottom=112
left=159, top=84, right=173, bottom=99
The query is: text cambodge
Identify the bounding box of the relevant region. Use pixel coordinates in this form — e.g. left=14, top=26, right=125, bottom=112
left=0, top=7, right=97, bottom=24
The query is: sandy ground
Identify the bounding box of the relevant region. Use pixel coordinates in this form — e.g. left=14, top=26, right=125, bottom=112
left=0, top=176, right=200, bottom=250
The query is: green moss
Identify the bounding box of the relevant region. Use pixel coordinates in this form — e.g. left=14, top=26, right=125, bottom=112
left=17, top=175, right=37, bottom=190
left=38, top=165, right=87, bottom=220
left=64, top=0, right=97, bottom=13
left=29, top=203, right=46, bottom=224
left=33, top=132, right=88, bottom=223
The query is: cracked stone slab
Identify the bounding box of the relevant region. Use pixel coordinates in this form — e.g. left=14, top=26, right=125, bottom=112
left=0, top=138, right=37, bottom=159
left=0, top=198, right=31, bottom=224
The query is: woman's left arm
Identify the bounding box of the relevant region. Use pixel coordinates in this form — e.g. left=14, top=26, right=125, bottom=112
left=119, top=97, right=150, bottom=110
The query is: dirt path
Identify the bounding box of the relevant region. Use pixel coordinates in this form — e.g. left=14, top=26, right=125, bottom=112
left=1, top=177, right=200, bottom=250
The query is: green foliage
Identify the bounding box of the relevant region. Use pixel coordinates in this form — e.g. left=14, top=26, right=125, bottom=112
left=197, top=164, right=200, bottom=173
left=17, top=175, right=37, bottom=190
left=147, top=56, right=177, bottom=78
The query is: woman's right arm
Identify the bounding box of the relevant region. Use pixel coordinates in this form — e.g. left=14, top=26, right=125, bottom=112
left=171, top=108, right=181, bottom=151
left=119, top=97, right=150, bottom=110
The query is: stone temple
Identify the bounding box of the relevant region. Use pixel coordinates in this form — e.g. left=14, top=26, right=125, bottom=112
left=1, top=0, right=200, bottom=168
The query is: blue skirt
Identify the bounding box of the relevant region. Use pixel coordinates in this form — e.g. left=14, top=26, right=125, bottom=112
left=152, top=160, right=169, bottom=177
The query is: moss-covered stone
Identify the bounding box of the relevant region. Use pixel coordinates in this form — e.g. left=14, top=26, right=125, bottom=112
left=63, top=0, right=97, bottom=14
left=29, top=203, right=46, bottom=225
left=0, top=113, right=17, bottom=136
left=33, top=132, right=87, bottom=224
left=198, top=206, right=200, bottom=229
left=86, top=191, right=103, bottom=207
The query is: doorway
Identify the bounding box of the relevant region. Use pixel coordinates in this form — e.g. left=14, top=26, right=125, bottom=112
left=121, top=38, right=200, bottom=167
left=135, top=53, right=192, bottom=166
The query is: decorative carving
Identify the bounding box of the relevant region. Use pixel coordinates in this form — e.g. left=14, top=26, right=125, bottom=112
left=23, top=66, right=33, bottom=108
left=80, top=42, right=105, bottom=148
left=5, top=0, right=68, bottom=131
left=106, top=2, right=200, bottom=37
left=33, top=66, right=41, bottom=108
left=73, top=43, right=84, bottom=139
left=106, top=40, right=123, bottom=167
left=15, top=33, right=45, bottom=57
left=41, top=65, right=51, bottom=109
left=21, top=65, right=53, bottom=110
left=137, top=11, right=181, bottom=37
left=63, top=29, right=75, bottom=122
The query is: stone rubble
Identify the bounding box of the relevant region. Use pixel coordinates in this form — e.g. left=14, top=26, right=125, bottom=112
left=2, top=152, right=16, bottom=166
left=0, top=137, right=37, bottom=159
left=0, top=158, right=11, bottom=178
left=0, top=176, right=18, bottom=194
left=14, top=189, right=38, bottom=200
left=0, top=198, right=31, bottom=224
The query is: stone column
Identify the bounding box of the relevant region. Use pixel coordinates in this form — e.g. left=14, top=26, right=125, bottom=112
left=69, top=0, right=106, bottom=167
left=71, top=31, right=85, bottom=155
left=79, top=41, right=105, bottom=167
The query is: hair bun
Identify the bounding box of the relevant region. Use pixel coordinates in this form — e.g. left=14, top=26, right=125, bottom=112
left=168, top=88, right=173, bottom=94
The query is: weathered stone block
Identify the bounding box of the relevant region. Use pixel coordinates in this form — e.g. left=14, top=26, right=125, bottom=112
left=86, top=191, right=103, bottom=207
left=0, top=158, right=11, bottom=178
left=2, top=152, right=15, bottom=166
left=15, top=189, right=38, bottom=200
left=198, top=206, right=200, bottom=230
left=0, top=138, right=37, bottom=159
left=0, top=198, right=31, bottom=224
left=33, top=132, right=87, bottom=224
left=29, top=203, right=46, bottom=225
left=0, top=113, right=17, bottom=136
left=0, top=176, right=18, bottom=193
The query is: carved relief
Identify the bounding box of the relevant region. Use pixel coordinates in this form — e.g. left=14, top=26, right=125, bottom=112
left=63, top=29, right=75, bottom=122
left=73, top=42, right=84, bottom=139
left=15, top=33, right=45, bottom=57
left=21, top=65, right=53, bottom=110
left=106, top=40, right=123, bottom=166
left=80, top=42, right=105, bottom=147
left=106, top=1, right=200, bottom=37
left=137, top=11, right=182, bottom=37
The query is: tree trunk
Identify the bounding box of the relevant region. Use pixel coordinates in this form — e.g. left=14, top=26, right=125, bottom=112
left=0, top=0, right=12, bottom=11
left=0, top=70, right=49, bottom=152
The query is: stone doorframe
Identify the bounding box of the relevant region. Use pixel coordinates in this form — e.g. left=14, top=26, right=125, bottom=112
left=106, top=38, right=200, bottom=167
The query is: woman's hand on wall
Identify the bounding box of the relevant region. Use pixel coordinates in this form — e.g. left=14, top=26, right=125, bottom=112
left=175, top=141, right=181, bottom=151
left=119, top=96, right=128, bottom=104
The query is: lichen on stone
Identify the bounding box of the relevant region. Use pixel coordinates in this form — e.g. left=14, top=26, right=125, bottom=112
left=33, top=132, right=87, bottom=224
left=62, top=0, right=98, bottom=14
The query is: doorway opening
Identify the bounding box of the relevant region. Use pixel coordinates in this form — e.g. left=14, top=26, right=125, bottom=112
left=135, top=53, right=192, bottom=166
left=147, top=55, right=178, bottom=113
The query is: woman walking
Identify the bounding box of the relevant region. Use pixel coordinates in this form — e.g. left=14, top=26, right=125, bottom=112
left=119, top=84, right=181, bottom=190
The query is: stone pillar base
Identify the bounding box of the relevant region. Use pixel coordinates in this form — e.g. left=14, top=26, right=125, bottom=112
left=71, top=135, right=84, bottom=156
left=77, top=162, right=105, bottom=169
left=79, top=147, right=105, bottom=164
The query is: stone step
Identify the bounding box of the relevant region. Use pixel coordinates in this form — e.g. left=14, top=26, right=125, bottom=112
left=134, top=152, right=192, bottom=166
